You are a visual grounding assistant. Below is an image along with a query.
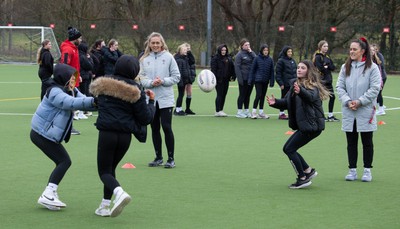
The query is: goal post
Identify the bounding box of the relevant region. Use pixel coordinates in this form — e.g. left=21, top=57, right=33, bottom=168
left=0, top=26, right=61, bottom=64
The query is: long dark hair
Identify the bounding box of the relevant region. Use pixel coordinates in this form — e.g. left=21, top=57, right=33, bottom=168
left=297, top=60, right=330, bottom=100
left=344, top=37, right=372, bottom=76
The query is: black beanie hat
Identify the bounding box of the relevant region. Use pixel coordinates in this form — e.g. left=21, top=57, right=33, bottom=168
left=68, top=26, right=82, bottom=41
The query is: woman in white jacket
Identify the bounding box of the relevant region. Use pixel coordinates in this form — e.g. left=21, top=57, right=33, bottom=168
left=139, top=32, right=180, bottom=168
left=336, top=37, right=381, bottom=182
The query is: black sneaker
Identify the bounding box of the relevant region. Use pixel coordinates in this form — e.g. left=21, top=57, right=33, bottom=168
left=185, top=109, right=196, bottom=115
left=71, top=128, right=80, bottom=135
left=305, top=168, right=318, bottom=180
left=288, top=178, right=312, bottom=189
left=327, top=116, right=340, bottom=122
left=148, top=158, right=163, bottom=167
left=164, top=160, right=175, bottom=168
left=174, top=110, right=186, bottom=116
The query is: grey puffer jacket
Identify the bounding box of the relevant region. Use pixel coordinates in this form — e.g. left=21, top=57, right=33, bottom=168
left=336, top=61, right=381, bottom=132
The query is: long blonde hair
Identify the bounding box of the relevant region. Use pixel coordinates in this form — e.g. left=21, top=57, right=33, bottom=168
left=297, top=60, right=331, bottom=100
left=139, top=32, right=169, bottom=62
left=36, top=39, right=51, bottom=64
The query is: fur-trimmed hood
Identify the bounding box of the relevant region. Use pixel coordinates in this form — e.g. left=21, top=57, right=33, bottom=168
left=90, top=77, right=141, bottom=103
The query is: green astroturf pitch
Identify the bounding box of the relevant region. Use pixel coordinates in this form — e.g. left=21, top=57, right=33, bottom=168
left=0, top=64, right=399, bottom=229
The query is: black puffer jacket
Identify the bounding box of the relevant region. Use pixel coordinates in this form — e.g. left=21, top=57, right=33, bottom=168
left=275, top=46, right=297, bottom=87
left=270, top=85, right=325, bottom=133
left=38, top=48, right=54, bottom=80
left=248, top=44, right=275, bottom=86
left=313, top=52, right=335, bottom=84
left=175, top=53, right=191, bottom=86
left=103, top=47, right=123, bottom=75
left=90, top=55, right=155, bottom=135
left=78, top=43, right=94, bottom=81
left=211, top=44, right=235, bottom=84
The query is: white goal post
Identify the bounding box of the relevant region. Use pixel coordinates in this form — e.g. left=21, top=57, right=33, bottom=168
left=0, top=26, right=61, bottom=64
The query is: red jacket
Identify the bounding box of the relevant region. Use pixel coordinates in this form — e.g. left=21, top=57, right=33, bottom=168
left=60, top=40, right=80, bottom=87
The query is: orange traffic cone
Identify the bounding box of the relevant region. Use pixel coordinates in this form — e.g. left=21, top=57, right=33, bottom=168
left=121, top=163, right=136, bottom=169
left=378, top=121, right=386, bottom=125
left=285, top=130, right=294, bottom=135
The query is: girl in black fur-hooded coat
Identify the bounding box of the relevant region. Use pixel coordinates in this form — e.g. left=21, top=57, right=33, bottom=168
left=89, top=55, right=155, bottom=217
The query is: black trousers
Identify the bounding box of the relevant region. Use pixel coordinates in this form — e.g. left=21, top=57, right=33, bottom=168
left=252, top=82, right=268, bottom=110
left=30, top=130, right=72, bottom=185
left=215, top=80, right=229, bottom=112
left=237, top=80, right=253, bottom=109
left=97, top=130, right=131, bottom=199
left=151, top=102, right=175, bottom=160
left=377, top=78, right=387, bottom=106
left=324, top=83, right=336, bottom=113
left=283, top=130, right=322, bottom=178
left=345, top=121, right=374, bottom=169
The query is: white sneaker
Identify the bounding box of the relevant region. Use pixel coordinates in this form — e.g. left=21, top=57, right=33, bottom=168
left=376, top=110, right=386, bottom=116
left=219, top=111, right=228, bottom=117
left=361, top=168, right=372, bottom=182
left=84, top=111, right=93, bottom=116
left=258, top=113, right=270, bottom=119
left=38, top=190, right=67, bottom=208
left=73, top=111, right=80, bottom=120
left=95, top=205, right=111, bottom=217
left=345, top=168, right=357, bottom=181
left=244, top=110, right=252, bottom=118
left=110, top=191, right=131, bottom=217
left=77, top=111, right=88, bottom=120
left=250, top=112, right=258, bottom=119
left=236, top=111, right=247, bottom=118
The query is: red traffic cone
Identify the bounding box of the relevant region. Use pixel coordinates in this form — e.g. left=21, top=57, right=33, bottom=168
left=122, top=163, right=136, bottom=169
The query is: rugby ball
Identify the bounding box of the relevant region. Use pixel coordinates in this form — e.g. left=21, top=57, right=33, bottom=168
left=197, top=69, right=216, bottom=93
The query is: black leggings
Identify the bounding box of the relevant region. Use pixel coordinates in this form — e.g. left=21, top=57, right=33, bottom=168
left=283, top=130, right=322, bottom=178
left=30, top=130, right=72, bottom=185
left=237, top=80, right=253, bottom=109
left=151, top=102, right=175, bottom=160
left=345, top=121, right=374, bottom=169
left=97, top=130, right=131, bottom=199
left=253, top=83, right=268, bottom=110
left=325, top=83, right=336, bottom=113
left=215, top=80, right=229, bottom=112
left=377, top=78, right=386, bottom=106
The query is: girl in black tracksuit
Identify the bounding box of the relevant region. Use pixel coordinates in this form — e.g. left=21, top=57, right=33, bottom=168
left=174, top=44, right=192, bottom=115
left=37, top=39, right=54, bottom=100
left=268, top=60, right=330, bottom=189
left=90, top=55, right=155, bottom=217
left=211, top=44, right=235, bottom=116
left=313, top=40, right=337, bottom=121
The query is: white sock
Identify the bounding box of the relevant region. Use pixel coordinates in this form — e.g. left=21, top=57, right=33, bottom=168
left=280, top=111, right=284, bottom=115
left=252, top=108, right=257, bottom=113
left=259, top=109, right=264, bottom=114
left=47, top=183, right=58, bottom=192
left=328, top=112, right=333, bottom=117
left=237, top=109, right=242, bottom=113
left=113, top=186, right=123, bottom=196
left=176, top=107, right=182, bottom=112
left=245, top=109, right=249, bottom=113
left=101, top=199, right=111, bottom=207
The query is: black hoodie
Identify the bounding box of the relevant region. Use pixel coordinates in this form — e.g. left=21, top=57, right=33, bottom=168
left=275, top=45, right=297, bottom=87
left=211, top=44, right=236, bottom=83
